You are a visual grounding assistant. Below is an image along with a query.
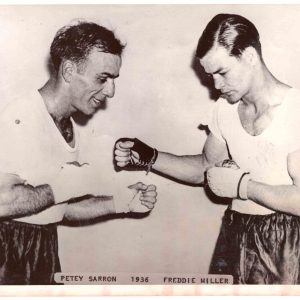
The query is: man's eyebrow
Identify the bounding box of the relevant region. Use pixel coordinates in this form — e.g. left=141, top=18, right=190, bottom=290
left=212, top=68, right=224, bottom=74
left=97, top=72, right=119, bottom=79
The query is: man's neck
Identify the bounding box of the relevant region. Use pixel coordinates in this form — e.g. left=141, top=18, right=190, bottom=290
left=39, top=78, right=74, bottom=121
left=241, top=65, right=289, bottom=114
left=39, top=79, right=75, bottom=144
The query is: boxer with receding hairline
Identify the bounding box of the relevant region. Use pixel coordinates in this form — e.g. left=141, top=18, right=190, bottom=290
left=0, top=20, right=157, bottom=285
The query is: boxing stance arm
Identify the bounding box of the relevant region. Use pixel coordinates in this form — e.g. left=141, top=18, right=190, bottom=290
left=64, top=183, right=157, bottom=221
left=152, top=134, right=228, bottom=184
left=63, top=196, right=115, bottom=221
left=0, top=163, right=95, bottom=218
left=247, top=149, right=300, bottom=216
left=0, top=183, right=54, bottom=218
left=0, top=163, right=111, bottom=219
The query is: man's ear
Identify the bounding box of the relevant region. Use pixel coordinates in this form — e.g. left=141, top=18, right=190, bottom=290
left=241, top=46, right=259, bottom=66
left=61, top=60, right=76, bottom=83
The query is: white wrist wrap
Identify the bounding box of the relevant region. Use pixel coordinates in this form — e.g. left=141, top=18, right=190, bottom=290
left=113, top=189, right=141, bottom=214
left=207, top=167, right=251, bottom=199
left=114, top=189, right=149, bottom=214
left=114, top=196, right=131, bottom=214
left=238, top=173, right=251, bottom=200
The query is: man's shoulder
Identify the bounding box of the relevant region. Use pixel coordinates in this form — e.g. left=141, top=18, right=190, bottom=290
left=287, top=87, right=300, bottom=101
left=282, top=87, right=300, bottom=115
left=0, top=90, right=41, bottom=124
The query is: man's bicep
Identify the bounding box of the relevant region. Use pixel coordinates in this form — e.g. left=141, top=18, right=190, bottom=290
left=288, top=149, right=300, bottom=186
left=203, top=133, right=228, bottom=167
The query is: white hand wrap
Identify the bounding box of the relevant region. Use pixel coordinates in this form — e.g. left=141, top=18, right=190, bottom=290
left=129, top=190, right=151, bottom=213
left=113, top=188, right=150, bottom=214
left=207, top=167, right=251, bottom=200
left=50, top=163, right=95, bottom=204
left=113, top=188, right=134, bottom=213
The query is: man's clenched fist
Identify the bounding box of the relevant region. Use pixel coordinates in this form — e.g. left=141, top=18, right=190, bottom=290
left=114, top=182, right=157, bottom=213
left=114, top=138, right=158, bottom=173
left=206, top=159, right=251, bottom=200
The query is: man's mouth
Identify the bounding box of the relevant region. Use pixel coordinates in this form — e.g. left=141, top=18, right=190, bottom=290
left=221, top=91, right=233, bottom=98
left=221, top=90, right=231, bottom=95
left=92, top=97, right=104, bottom=105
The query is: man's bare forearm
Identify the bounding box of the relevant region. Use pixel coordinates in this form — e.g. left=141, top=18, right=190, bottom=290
left=64, top=196, right=116, bottom=221
left=248, top=180, right=300, bottom=216
left=153, top=152, right=207, bottom=185
left=0, top=184, right=55, bottom=218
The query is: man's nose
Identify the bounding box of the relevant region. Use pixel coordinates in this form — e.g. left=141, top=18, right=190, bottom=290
left=213, top=75, right=224, bottom=90
left=103, top=79, right=115, bottom=98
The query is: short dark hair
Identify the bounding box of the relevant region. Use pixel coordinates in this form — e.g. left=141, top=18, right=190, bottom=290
left=50, top=21, right=125, bottom=72
left=196, top=14, right=262, bottom=59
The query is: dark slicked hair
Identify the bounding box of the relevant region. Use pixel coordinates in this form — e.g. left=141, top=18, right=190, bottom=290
left=50, top=21, right=125, bottom=73
left=196, top=14, right=262, bottom=59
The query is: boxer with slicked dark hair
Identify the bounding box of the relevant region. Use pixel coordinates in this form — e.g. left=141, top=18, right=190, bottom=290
left=196, top=14, right=262, bottom=59
left=114, top=14, right=300, bottom=284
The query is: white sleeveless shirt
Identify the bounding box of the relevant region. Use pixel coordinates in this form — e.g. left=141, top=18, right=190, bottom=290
left=208, top=88, right=300, bottom=215
left=0, top=91, right=80, bottom=224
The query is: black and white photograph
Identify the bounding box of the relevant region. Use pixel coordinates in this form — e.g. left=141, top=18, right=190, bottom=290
left=1, top=3, right=300, bottom=296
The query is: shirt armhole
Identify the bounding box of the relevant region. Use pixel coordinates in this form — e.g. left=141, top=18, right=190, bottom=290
left=207, top=99, right=226, bottom=144
left=287, top=93, right=300, bottom=154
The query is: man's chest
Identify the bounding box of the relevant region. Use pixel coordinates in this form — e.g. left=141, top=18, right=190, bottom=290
left=238, top=105, right=274, bottom=136
left=5, top=121, right=79, bottom=184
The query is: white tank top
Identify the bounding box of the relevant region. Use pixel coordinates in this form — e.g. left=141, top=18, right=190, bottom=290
left=0, top=90, right=80, bottom=224
left=208, top=88, right=300, bottom=215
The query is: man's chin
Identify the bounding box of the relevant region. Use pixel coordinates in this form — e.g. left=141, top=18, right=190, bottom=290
left=221, top=94, right=239, bottom=104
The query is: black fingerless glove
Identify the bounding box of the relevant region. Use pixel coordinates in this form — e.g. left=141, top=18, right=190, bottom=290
left=115, top=138, right=158, bottom=173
